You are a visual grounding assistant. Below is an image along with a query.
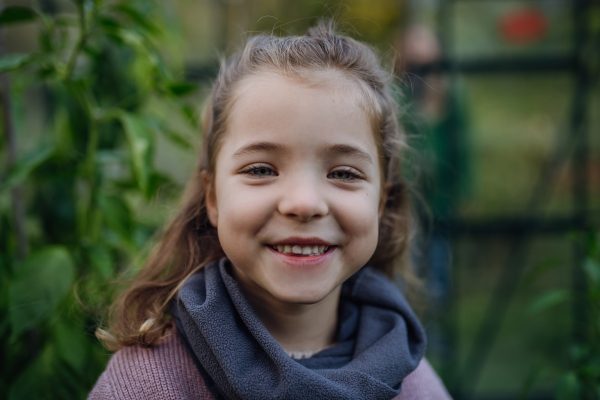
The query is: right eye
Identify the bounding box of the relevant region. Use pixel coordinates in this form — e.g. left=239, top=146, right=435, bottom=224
left=240, top=164, right=277, bottom=177
left=252, top=167, right=275, bottom=176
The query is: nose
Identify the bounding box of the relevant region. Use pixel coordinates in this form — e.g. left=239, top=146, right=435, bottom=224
left=277, top=174, right=328, bottom=222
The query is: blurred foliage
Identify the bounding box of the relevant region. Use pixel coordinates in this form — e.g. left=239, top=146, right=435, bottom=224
left=1, top=0, right=598, bottom=399
left=0, top=0, right=196, bottom=398
left=555, top=232, right=600, bottom=400
left=520, top=232, right=600, bottom=400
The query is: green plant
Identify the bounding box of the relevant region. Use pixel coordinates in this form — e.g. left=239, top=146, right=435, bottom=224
left=520, top=231, right=600, bottom=400
left=555, top=232, right=600, bottom=400
left=0, top=1, right=196, bottom=398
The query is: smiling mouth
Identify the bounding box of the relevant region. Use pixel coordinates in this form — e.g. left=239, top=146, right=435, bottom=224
left=270, top=244, right=330, bottom=256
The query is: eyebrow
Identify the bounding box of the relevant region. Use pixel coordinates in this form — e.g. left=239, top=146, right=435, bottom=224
left=231, top=141, right=372, bottom=164
left=321, top=144, right=373, bottom=164
left=232, top=141, right=287, bottom=158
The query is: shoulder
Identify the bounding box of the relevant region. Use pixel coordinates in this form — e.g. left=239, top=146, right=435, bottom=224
left=393, top=358, right=453, bottom=400
left=88, top=332, right=213, bottom=400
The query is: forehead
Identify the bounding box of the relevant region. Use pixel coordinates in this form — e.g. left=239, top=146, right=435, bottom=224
left=235, top=69, right=376, bottom=119
left=223, top=72, right=378, bottom=154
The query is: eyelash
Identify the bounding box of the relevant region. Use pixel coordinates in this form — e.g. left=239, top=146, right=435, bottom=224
left=240, top=164, right=278, bottom=177
left=327, top=167, right=364, bottom=182
left=239, top=164, right=365, bottom=181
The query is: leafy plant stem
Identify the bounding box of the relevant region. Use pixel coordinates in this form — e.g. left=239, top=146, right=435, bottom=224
left=0, top=0, right=39, bottom=367
left=64, top=1, right=89, bottom=81
left=0, top=0, right=27, bottom=261
left=1, top=0, right=197, bottom=396
left=84, top=119, right=100, bottom=240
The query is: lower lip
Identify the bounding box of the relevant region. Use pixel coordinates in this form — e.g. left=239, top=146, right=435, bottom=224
left=267, top=246, right=336, bottom=268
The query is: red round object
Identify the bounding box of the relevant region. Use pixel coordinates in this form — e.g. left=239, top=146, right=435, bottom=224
left=499, top=6, right=548, bottom=45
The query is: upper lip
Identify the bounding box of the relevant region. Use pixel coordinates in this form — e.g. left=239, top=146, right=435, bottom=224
left=269, top=237, right=335, bottom=246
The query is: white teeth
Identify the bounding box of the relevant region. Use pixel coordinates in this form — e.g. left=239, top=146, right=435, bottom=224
left=292, top=245, right=302, bottom=254
left=272, top=244, right=331, bottom=256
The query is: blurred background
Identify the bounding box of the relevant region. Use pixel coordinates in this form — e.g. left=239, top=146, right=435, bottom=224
left=1, top=0, right=599, bottom=399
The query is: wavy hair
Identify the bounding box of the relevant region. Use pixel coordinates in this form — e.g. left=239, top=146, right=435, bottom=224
left=97, top=21, right=418, bottom=351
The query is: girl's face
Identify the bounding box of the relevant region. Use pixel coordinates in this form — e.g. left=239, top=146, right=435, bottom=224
left=206, top=73, right=383, bottom=306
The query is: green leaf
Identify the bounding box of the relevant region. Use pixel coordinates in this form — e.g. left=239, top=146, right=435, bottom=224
left=161, top=128, right=193, bottom=150
left=97, top=15, right=123, bottom=33
left=0, top=53, right=33, bottom=73
left=555, top=372, right=581, bottom=400
left=112, top=4, right=161, bottom=35
left=115, top=28, right=170, bottom=81
left=8, top=343, right=82, bottom=400
left=581, top=355, right=600, bottom=379
left=0, top=144, right=54, bottom=193
left=53, top=321, right=88, bottom=371
left=9, top=345, right=55, bottom=400
left=517, top=361, right=543, bottom=400
left=53, top=107, right=73, bottom=156
left=522, top=256, right=560, bottom=287
left=181, top=104, right=199, bottom=128
left=0, top=6, right=36, bottom=26
left=86, top=244, right=113, bottom=278
left=149, top=117, right=193, bottom=150
left=8, top=247, right=75, bottom=342
left=98, top=195, right=133, bottom=244
left=119, top=113, right=155, bottom=196
left=147, top=171, right=175, bottom=199
left=168, top=82, right=197, bottom=97
left=583, top=258, right=600, bottom=285
left=115, top=27, right=145, bottom=51
left=528, top=289, right=568, bottom=314
left=570, top=343, right=591, bottom=362
left=583, top=231, right=599, bottom=257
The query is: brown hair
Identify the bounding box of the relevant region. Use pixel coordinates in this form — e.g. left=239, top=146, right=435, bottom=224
left=97, top=21, right=418, bottom=351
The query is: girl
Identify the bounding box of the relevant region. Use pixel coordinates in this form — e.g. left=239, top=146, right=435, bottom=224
left=89, top=22, right=452, bottom=400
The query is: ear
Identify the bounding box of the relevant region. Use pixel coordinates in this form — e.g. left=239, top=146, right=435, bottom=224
left=202, top=171, right=218, bottom=228
left=378, top=182, right=391, bottom=220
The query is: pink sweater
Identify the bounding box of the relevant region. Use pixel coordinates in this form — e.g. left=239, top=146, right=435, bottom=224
left=89, top=332, right=452, bottom=400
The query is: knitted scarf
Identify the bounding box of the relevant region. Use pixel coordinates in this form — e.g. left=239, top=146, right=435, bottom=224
left=173, top=258, right=426, bottom=400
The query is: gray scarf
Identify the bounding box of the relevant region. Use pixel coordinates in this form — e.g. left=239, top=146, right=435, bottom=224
left=174, top=258, right=426, bottom=400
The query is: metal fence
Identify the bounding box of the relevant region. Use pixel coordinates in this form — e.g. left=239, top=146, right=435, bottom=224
left=413, top=0, right=596, bottom=398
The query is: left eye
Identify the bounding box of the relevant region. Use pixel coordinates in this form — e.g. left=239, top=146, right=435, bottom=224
left=328, top=168, right=363, bottom=181
left=329, top=170, right=351, bottom=179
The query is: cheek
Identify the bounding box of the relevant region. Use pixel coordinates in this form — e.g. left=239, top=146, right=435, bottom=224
left=335, top=190, right=381, bottom=253
left=215, top=181, right=275, bottom=240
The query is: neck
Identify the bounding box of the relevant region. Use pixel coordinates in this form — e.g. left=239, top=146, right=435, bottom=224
left=254, top=288, right=340, bottom=353
left=231, top=268, right=340, bottom=353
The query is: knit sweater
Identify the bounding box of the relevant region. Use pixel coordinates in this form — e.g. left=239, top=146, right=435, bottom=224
left=88, top=331, right=452, bottom=400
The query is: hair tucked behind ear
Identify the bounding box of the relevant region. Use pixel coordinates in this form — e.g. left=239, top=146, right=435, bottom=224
left=96, top=20, right=420, bottom=350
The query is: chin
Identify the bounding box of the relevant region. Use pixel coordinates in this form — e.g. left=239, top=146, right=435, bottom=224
left=270, top=284, right=333, bottom=305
